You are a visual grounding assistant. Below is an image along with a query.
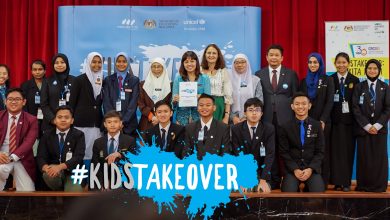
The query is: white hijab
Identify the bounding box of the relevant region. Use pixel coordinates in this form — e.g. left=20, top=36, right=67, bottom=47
left=143, top=58, right=171, bottom=103
left=230, top=53, right=254, bottom=117
left=83, top=52, right=103, bottom=99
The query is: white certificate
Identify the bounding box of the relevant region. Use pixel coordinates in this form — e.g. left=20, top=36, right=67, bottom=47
left=179, top=82, right=198, bottom=107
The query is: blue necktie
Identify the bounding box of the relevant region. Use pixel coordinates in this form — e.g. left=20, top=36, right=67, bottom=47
left=59, top=133, right=65, bottom=161
left=109, top=137, right=115, bottom=154
left=369, top=83, right=376, bottom=104
left=340, top=77, right=345, bottom=98
left=300, top=121, right=305, bottom=147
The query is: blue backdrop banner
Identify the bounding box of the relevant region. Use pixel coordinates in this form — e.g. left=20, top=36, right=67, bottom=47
left=58, top=6, right=261, bottom=80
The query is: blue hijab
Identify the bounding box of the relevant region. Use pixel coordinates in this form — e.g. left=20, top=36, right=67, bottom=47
left=305, top=53, right=324, bottom=100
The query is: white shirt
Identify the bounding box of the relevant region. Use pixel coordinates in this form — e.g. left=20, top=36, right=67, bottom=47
left=268, top=65, right=282, bottom=84
left=247, top=122, right=259, bottom=140
left=201, top=117, right=213, bottom=131
left=159, top=122, right=171, bottom=141
left=107, top=132, right=120, bottom=153
left=0, top=112, right=22, bottom=161
left=337, top=72, right=348, bottom=83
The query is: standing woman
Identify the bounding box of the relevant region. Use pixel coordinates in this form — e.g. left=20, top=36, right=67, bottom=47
left=41, top=53, right=75, bottom=132
left=299, top=52, right=334, bottom=187
left=138, top=58, right=172, bottom=131
left=0, top=64, right=10, bottom=111
left=230, top=53, right=263, bottom=125
left=172, top=51, right=211, bottom=126
left=352, top=59, right=390, bottom=192
left=330, top=52, right=359, bottom=192
left=69, top=52, right=103, bottom=163
left=201, top=44, right=233, bottom=124
left=102, top=52, right=139, bottom=136
left=21, top=60, right=46, bottom=137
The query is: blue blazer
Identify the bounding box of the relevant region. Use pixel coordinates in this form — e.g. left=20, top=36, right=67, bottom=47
left=102, top=72, right=139, bottom=135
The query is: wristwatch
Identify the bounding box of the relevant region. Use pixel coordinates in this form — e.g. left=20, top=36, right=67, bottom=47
left=9, top=156, right=14, bottom=162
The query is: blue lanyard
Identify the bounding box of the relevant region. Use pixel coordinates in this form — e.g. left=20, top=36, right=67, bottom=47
left=60, top=85, right=69, bottom=100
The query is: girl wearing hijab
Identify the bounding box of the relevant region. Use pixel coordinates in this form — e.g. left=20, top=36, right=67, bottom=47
left=0, top=64, right=10, bottom=111
left=201, top=44, right=233, bottom=124
left=172, top=51, right=211, bottom=126
left=299, top=52, right=334, bottom=187
left=102, top=52, right=139, bottom=136
left=41, top=53, right=75, bottom=132
left=138, top=58, right=172, bottom=131
left=329, top=52, right=359, bottom=192
left=69, top=52, right=104, bottom=163
left=230, top=53, right=263, bottom=124
left=352, top=59, right=390, bottom=192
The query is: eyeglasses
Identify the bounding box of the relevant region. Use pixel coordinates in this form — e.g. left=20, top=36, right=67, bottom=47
left=246, top=108, right=262, bottom=113
left=6, top=97, right=23, bottom=102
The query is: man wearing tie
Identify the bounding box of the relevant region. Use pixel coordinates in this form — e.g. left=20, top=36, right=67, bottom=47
left=231, top=98, right=275, bottom=193
left=279, top=92, right=325, bottom=192
left=36, top=105, right=85, bottom=191
left=91, top=110, right=137, bottom=189
left=0, top=88, right=37, bottom=191
left=142, top=100, right=185, bottom=159
left=183, top=93, right=231, bottom=159
left=255, top=44, right=299, bottom=189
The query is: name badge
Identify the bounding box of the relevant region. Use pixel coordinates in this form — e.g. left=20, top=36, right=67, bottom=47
left=359, top=95, right=364, bottom=105
left=37, top=108, right=44, bottom=119
left=59, top=99, right=66, bottom=106
left=155, top=88, right=162, bottom=91
left=260, top=142, right=266, bottom=157
left=116, top=100, right=122, bottom=111
left=65, top=150, right=72, bottom=161
left=342, top=101, right=350, bottom=113
left=35, top=94, right=40, bottom=104
left=66, top=92, right=70, bottom=102
left=120, top=91, right=126, bottom=100
left=124, top=89, right=132, bottom=93
left=198, top=130, right=204, bottom=141
left=334, top=94, right=339, bottom=102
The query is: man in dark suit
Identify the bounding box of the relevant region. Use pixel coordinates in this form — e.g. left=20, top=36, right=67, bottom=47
left=142, top=100, right=185, bottom=159
left=279, top=92, right=325, bottom=192
left=232, top=98, right=275, bottom=193
left=102, top=55, right=139, bottom=137
left=255, top=44, right=299, bottom=189
left=91, top=110, right=137, bottom=189
left=0, top=88, right=37, bottom=191
left=36, top=105, right=85, bottom=191
left=183, top=93, right=231, bottom=159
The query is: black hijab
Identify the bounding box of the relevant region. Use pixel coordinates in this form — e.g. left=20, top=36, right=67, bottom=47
left=52, top=53, right=70, bottom=88
left=365, top=59, right=381, bottom=82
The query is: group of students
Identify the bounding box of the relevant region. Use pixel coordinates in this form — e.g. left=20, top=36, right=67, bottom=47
left=0, top=43, right=389, bottom=193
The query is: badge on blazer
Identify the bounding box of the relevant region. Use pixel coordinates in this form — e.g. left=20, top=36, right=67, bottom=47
left=210, top=135, right=214, bottom=139
left=282, top=83, right=288, bottom=89
left=171, top=132, right=175, bottom=140
left=125, top=83, right=128, bottom=86
left=349, top=83, right=354, bottom=89
left=125, top=89, right=132, bottom=93
left=53, top=80, right=57, bottom=85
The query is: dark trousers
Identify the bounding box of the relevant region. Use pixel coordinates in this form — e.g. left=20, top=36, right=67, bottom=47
left=270, top=112, right=283, bottom=189
left=282, top=172, right=325, bottom=192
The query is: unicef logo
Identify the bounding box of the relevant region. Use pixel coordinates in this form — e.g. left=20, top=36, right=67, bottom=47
left=199, top=19, right=206, bottom=25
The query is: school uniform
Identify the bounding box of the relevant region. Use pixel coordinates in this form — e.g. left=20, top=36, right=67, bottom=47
left=329, top=72, right=359, bottom=188
left=231, top=121, right=275, bottom=185
left=352, top=79, right=390, bottom=192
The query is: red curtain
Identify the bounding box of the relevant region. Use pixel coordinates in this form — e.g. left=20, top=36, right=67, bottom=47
left=1, top=0, right=389, bottom=87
